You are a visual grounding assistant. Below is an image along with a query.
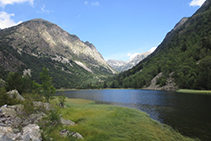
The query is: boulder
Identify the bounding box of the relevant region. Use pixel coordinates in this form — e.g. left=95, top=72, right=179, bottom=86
left=60, top=129, right=69, bottom=137
left=60, top=117, right=75, bottom=126
left=0, top=104, right=24, bottom=118
left=0, top=126, right=20, bottom=140
left=7, top=90, right=25, bottom=101
left=0, top=106, right=17, bottom=118
left=33, top=101, right=51, bottom=111
left=7, top=104, right=24, bottom=114
left=60, top=129, right=84, bottom=139
left=0, top=126, right=13, bottom=133
left=12, top=117, right=22, bottom=128
left=0, top=104, right=24, bottom=127
left=22, top=124, right=41, bottom=141
left=70, top=132, right=84, bottom=139
left=22, top=112, right=47, bottom=126
left=0, top=135, right=13, bottom=141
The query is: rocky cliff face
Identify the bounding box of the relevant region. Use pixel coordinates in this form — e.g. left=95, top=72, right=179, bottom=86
left=0, top=19, right=115, bottom=88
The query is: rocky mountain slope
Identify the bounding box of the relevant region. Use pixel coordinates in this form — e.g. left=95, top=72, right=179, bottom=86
left=0, top=19, right=115, bottom=88
left=107, top=51, right=151, bottom=72
left=107, top=0, right=211, bottom=90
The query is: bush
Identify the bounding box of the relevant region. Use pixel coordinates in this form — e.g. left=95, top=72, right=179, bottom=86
left=48, top=110, right=60, bottom=126
left=0, top=88, right=20, bottom=107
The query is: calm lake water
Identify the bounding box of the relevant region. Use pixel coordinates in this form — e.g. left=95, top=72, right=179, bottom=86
left=58, top=89, right=211, bottom=140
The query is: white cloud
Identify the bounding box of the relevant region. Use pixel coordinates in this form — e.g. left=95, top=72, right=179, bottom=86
left=91, top=1, right=100, bottom=7
left=84, top=1, right=100, bottom=7
left=84, top=1, right=88, bottom=5
left=190, top=0, right=206, bottom=7
left=0, top=11, right=22, bottom=29
left=37, top=5, right=52, bottom=14
left=0, top=0, right=33, bottom=7
left=149, top=47, right=157, bottom=53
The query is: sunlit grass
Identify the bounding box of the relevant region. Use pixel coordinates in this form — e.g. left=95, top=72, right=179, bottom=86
left=49, top=97, right=197, bottom=141
left=177, top=89, right=211, bottom=94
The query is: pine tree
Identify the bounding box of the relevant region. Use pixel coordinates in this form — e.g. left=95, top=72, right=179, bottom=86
left=39, top=66, right=56, bottom=102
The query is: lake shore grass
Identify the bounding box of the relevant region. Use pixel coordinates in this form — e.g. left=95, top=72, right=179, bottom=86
left=48, top=97, right=197, bottom=141
left=176, top=89, right=211, bottom=94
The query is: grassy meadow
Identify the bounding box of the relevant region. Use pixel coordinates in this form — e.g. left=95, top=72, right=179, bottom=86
left=46, top=97, right=197, bottom=141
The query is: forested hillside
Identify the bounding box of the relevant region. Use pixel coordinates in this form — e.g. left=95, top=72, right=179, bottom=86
left=106, top=0, right=211, bottom=90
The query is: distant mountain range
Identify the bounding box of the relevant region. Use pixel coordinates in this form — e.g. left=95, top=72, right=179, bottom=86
left=107, top=48, right=156, bottom=72
left=0, top=19, right=115, bottom=88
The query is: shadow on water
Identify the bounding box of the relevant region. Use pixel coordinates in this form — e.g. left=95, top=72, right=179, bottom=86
left=59, top=89, right=211, bottom=140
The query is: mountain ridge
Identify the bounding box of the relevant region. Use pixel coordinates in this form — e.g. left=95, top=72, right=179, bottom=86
left=107, top=50, right=152, bottom=72
left=0, top=18, right=115, bottom=88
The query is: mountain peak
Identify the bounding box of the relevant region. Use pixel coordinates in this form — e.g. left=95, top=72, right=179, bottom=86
left=0, top=18, right=116, bottom=88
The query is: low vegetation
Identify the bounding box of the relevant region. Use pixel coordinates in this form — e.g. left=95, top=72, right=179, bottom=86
left=46, top=97, right=196, bottom=141
left=177, top=89, right=211, bottom=94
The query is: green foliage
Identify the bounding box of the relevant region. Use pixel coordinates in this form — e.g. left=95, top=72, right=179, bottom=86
left=58, top=92, right=66, bottom=108
left=5, top=72, right=33, bottom=94
left=39, top=66, right=56, bottom=102
left=0, top=88, right=20, bottom=107
left=156, top=76, right=167, bottom=87
left=6, top=72, right=23, bottom=93
left=22, top=99, right=35, bottom=116
left=47, top=110, right=61, bottom=126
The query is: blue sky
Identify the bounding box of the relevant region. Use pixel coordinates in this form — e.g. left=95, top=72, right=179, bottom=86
left=0, top=0, right=206, bottom=61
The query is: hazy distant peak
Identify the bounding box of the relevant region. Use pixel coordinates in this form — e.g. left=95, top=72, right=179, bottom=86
left=108, top=48, right=155, bottom=72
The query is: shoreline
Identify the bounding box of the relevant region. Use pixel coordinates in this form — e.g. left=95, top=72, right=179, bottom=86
left=49, top=97, right=196, bottom=140
left=176, top=89, right=211, bottom=94
left=58, top=88, right=211, bottom=94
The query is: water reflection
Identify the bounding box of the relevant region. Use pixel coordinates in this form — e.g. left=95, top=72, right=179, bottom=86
left=61, top=89, right=211, bottom=140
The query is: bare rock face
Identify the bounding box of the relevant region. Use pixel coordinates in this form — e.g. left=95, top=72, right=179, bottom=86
left=145, top=72, right=178, bottom=91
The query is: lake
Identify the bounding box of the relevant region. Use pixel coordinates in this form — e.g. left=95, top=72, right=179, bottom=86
left=58, top=89, right=211, bottom=140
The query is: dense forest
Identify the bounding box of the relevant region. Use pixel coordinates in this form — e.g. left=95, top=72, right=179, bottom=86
left=104, top=0, right=211, bottom=90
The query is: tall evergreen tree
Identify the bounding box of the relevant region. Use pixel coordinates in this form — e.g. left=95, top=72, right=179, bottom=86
left=39, top=66, right=56, bottom=102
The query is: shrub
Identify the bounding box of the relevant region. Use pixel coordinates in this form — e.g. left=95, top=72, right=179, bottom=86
left=0, top=88, right=20, bottom=107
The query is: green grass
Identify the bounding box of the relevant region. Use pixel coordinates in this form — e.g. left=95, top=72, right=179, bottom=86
left=176, top=89, right=211, bottom=94
left=48, top=97, right=197, bottom=141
